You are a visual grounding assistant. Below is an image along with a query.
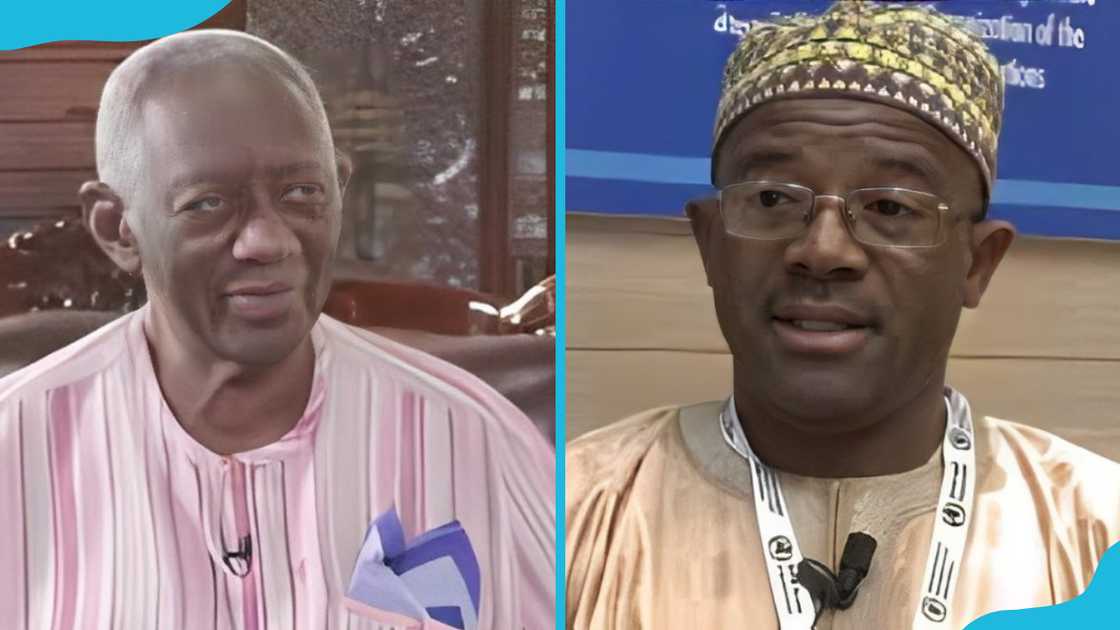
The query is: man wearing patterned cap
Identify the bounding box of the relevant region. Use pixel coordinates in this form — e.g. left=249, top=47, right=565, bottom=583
left=567, top=2, right=1120, bottom=629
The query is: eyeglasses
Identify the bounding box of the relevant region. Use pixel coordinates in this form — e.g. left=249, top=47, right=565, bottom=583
left=718, top=181, right=955, bottom=248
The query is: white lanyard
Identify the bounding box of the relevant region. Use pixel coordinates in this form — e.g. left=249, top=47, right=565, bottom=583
left=720, top=389, right=977, bottom=629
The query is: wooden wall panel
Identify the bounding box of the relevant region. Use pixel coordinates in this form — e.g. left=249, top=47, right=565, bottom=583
left=0, top=171, right=94, bottom=211
left=0, top=123, right=95, bottom=170
left=567, top=349, right=731, bottom=440
left=0, top=63, right=115, bottom=121
left=947, top=358, right=1120, bottom=444
left=954, top=239, right=1120, bottom=359
left=566, top=212, right=1120, bottom=463
left=0, top=42, right=138, bottom=62
left=566, top=215, right=725, bottom=352
left=197, top=0, right=247, bottom=30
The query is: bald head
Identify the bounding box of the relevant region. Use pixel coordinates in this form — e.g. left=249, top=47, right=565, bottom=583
left=95, top=29, right=331, bottom=203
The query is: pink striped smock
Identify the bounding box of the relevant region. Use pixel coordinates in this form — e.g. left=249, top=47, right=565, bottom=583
left=0, top=306, right=555, bottom=629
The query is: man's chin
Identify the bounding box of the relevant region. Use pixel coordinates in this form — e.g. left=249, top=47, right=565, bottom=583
left=217, top=341, right=303, bottom=366
left=763, top=375, right=884, bottom=433
left=212, top=318, right=312, bottom=366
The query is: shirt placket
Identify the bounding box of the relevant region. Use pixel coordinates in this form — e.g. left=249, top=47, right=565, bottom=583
left=226, top=457, right=261, bottom=630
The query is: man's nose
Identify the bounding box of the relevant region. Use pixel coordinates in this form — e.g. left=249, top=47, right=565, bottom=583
left=783, top=196, right=869, bottom=281
left=231, top=195, right=301, bottom=264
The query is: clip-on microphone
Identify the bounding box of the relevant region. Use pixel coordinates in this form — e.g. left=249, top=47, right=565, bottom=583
left=222, top=535, right=254, bottom=578
left=797, top=532, right=878, bottom=622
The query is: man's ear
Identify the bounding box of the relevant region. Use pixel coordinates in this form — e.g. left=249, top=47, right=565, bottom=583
left=80, top=181, right=141, bottom=274
left=335, top=149, right=354, bottom=198
left=963, top=219, right=1015, bottom=309
left=686, top=197, right=722, bottom=286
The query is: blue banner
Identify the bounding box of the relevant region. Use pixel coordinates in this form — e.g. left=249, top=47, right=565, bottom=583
left=566, top=0, right=1120, bottom=239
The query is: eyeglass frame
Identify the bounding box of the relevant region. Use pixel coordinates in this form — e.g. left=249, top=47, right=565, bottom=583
left=716, top=180, right=969, bottom=249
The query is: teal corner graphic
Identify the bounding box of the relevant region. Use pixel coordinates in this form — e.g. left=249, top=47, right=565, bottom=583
left=965, top=541, right=1120, bottom=628
left=2, top=1, right=230, bottom=50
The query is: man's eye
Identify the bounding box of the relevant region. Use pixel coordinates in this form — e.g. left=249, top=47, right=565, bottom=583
left=184, top=196, right=225, bottom=212
left=867, top=199, right=913, bottom=217
left=758, top=190, right=792, bottom=207
left=281, top=184, right=325, bottom=203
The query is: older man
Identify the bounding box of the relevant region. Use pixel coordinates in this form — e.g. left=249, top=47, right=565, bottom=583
left=567, top=3, right=1120, bottom=629
left=0, top=30, right=553, bottom=629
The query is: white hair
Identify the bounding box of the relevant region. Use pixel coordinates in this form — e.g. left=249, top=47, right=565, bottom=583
left=95, top=29, right=331, bottom=202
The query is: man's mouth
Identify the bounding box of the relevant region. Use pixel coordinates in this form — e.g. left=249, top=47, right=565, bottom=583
left=781, top=319, right=863, bottom=332
left=770, top=305, right=875, bottom=355
left=222, top=282, right=295, bottom=320
left=223, top=282, right=292, bottom=297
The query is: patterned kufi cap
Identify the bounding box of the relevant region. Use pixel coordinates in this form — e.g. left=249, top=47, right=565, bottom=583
left=712, top=1, right=1005, bottom=198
